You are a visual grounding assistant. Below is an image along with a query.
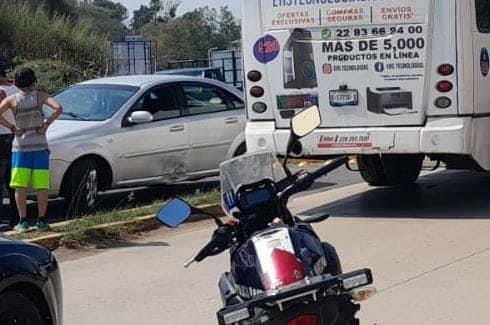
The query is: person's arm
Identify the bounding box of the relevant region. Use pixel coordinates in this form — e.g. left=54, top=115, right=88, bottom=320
left=0, top=96, right=16, bottom=133
left=37, top=92, right=63, bottom=134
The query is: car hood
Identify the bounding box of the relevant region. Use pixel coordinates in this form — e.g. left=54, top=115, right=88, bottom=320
left=47, top=120, right=105, bottom=142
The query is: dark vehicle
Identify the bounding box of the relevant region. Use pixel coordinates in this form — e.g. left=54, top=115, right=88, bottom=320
left=0, top=237, right=62, bottom=325
left=157, top=106, right=375, bottom=324
left=155, top=67, right=226, bottom=83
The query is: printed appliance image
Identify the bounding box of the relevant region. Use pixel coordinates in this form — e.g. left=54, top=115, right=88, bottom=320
left=367, top=87, right=415, bottom=115
left=283, top=28, right=318, bottom=89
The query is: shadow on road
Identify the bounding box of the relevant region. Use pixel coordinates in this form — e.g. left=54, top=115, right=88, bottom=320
left=305, top=170, right=490, bottom=220
left=96, top=240, right=170, bottom=250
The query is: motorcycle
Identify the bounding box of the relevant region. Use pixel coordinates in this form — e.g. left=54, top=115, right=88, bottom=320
left=156, top=106, right=375, bottom=325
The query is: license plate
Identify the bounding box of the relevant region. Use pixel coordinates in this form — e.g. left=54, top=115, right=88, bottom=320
left=329, top=90, right=359, bottom=107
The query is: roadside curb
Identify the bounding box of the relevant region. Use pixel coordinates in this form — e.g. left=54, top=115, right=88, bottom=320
left=15, top=203, right=223, bottom=250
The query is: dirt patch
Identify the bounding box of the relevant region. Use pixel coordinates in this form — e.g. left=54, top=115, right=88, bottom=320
left=54, top=219, right=216, bottom=262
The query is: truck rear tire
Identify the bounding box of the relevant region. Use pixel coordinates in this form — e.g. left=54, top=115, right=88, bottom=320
left=358, top=154, right=424, bottom=186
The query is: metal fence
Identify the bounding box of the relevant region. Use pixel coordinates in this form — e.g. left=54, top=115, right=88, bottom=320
left=164, top=50, right=243, bottom=90
left=110, top=40, right=155, bottom=76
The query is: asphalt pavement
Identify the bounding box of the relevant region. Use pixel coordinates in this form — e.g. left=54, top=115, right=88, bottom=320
left=59, top=169, right=490, bottom=325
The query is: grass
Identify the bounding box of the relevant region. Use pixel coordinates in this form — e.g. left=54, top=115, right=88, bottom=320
left=10, top=190, right=221, bottom=248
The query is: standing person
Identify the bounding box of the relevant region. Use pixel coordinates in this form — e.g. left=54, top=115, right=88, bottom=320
left=0, top=66, right=18, bottom=227
left=0, top=68, right=62, bottom=232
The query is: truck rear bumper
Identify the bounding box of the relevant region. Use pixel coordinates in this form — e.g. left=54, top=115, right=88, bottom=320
left=246, top=117, right=472, bottom=156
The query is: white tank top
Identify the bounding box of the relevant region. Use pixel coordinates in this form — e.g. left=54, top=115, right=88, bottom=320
left=0, top=83, right=18, bottom=135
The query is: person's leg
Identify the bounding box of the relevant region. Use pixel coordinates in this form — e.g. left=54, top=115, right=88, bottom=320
left=5, top=164, right=18, bottom=225
left=14, top=188, right=27, bottom=220
left=10, top=151, right=31, bottom=232
left=32, top=150, right=50, bottom=231
left=5, top=134, right=19, bottom=225
left=36, top=190, right=48, bottom=220
left=0, top=158, right=7, bottom=210
left=0, top=158, right=9, bottom=228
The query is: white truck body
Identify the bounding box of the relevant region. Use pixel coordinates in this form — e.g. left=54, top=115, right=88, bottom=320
left=243, top=0, right=490, bottom=177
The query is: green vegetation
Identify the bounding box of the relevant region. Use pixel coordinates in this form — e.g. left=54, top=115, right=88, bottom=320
left=0, top=0, right=128, bottom=93
left=10, top=190, right=221, bottom=247
left=134, top=2, right=241, bottom=69
left=0, top=0, right=241, bottom=92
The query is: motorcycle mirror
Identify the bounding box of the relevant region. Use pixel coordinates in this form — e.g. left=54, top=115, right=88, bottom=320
left=283, top=106, right=322, bottom=176
left=156, top=198, right=192, bottom=228
left=291, top=105, right=321, bottom=138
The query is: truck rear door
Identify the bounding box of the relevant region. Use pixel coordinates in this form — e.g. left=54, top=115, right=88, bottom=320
left=258, top=0, right=432, bottom=128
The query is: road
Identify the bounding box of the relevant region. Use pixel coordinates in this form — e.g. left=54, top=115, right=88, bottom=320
left=60, top=170, right=490, bottom=325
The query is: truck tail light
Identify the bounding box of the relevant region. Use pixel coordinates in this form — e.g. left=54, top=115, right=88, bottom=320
left=436, top=81, right=453, bottom=93
left=247, top=70, right=262, bottom=82
left=250, top=86, right=265, bottom=98
left=252, top=102, right=267, bottom=113
left=438, top=64, right=454, bottom=76
left=435, top=97, right=451, bottom=109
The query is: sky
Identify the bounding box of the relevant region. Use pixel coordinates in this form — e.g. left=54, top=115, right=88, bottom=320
left=118, top=0, right=242, bottom=21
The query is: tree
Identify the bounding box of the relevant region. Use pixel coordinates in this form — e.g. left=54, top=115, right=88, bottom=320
left=76, top=0, right=129, bottom=40
left=93, top=0, right=128, bottom=21
left=132, top=5, right=154, bottom=31
left=155, top=0, right=181, bottom=22
left=140, top=6, right=241, bottom=69
left=218, top=6, right=240, bottom=45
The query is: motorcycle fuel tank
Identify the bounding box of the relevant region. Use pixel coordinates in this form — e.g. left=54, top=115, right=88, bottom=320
left=231, top=225, right=327, bottom=295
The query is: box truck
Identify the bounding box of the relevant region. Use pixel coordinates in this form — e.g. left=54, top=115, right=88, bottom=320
left=244, top=0, right=490, bottom=185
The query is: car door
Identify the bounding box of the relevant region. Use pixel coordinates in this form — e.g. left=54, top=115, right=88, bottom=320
left=110, top=84, right=190, bottom=185
left=180, top=82, right=245, bottom=173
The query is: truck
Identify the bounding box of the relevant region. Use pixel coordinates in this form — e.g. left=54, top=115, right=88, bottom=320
left=243, top=0, right=490, bottom=186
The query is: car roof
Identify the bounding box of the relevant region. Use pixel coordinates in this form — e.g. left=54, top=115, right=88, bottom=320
left=78, top=75, right=243, bottom=97
left=156, top=67, right=220, bottom=74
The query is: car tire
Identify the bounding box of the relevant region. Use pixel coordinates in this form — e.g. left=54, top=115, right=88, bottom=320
left=358, top=154, right=423, bottom=186
left=233, top=143, right=247, bottom=157
left=64, top=159, right=99, bottom=215
left=0, top=291, right=44, bottom=325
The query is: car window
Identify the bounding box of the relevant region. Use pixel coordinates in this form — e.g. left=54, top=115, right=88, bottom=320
left=476, top=0, right=490, bottom=32
left=224, top=92, right=244, bottom=110
left=181, top=83, right=230, bottom=116
left=132, top=86, right=181, bottom=121
left=50, top=85, right=138, bottom=121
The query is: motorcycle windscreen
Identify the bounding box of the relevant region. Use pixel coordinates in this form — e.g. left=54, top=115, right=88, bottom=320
left=220, top=151, right=286, bottom=213
left=259, top=0, right=431, bottom=128
left=252, top=228, right=306, bottom=291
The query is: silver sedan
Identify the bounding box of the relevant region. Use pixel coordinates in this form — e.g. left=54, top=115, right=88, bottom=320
left=46, top=75, right=246, bottom=212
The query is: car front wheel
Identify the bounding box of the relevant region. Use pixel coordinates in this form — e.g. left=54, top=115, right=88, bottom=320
left=0, top=291, right=44, bottom=325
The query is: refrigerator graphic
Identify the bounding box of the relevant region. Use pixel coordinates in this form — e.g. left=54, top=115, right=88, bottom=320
left=283, top=28, right=318, bottom=89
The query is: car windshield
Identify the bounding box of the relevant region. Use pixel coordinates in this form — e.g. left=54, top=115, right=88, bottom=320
left=48, top=84, right=139, bottom=121
left=220, top=151, right=287, bottom=212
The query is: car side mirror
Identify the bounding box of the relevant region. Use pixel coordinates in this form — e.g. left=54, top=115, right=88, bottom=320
left=128, top=111, right=154, bottom=125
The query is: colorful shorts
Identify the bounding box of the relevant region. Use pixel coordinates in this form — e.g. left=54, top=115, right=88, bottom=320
left=10, top=150, right=50, bottom=190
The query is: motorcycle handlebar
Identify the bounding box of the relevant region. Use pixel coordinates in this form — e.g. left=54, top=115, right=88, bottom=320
left=310, top=156, right=348, bottom=180
left=279, top=156, right=349, bottom=200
